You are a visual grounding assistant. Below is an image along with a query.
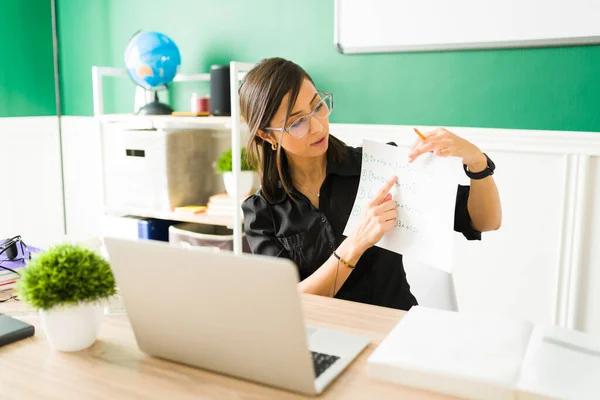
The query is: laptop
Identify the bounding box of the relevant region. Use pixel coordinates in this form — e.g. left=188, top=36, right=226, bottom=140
left=103, top=237, right=370, bottom=396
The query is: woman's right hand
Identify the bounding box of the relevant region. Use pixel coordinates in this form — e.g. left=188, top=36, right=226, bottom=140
left=349, top=177, right=398, bottom=253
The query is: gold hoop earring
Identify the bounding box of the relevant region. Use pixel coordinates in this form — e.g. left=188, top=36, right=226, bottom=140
left=271, top=142, right=278, bottom=151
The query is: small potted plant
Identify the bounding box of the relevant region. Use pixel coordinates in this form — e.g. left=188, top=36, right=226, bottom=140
left=16, top=243, right=117, bottom=352
left=215, top=147, right=256, bottom=197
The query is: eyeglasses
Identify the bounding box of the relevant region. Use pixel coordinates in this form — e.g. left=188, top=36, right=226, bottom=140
left=0, top=289, right=18, bottom=303
left=265, top=91, right=333, bottom=139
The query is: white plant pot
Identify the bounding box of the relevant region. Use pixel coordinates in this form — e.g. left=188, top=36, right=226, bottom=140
left=223, top=171, right=255, bottom=198
left=40, top=302, right=104, bottom=352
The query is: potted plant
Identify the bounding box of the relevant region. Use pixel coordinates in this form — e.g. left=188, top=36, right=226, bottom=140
left=215, top=147, right=256, bottom=197
left=16, top=243, right=117, bottom=352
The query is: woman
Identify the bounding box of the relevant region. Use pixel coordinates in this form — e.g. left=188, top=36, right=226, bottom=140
left=240, top=57, right=501, bottom=310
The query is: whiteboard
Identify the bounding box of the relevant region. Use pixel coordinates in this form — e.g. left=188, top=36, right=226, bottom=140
left=334, top=0, right=600, bottom=54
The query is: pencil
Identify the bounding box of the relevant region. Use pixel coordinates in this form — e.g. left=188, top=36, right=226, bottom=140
left=413, top=128, right=427, bottom=141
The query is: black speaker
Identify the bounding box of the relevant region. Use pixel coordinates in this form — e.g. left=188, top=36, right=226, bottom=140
left=210, top=65, right=231, bottom=116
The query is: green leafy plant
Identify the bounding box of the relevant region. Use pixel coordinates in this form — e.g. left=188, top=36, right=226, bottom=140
left=214, top=148, right=255, bottom=174
left=16, top=243, right=117, bottom=310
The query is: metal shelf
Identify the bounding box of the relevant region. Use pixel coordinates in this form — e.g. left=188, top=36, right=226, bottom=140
left=99, top=114, right=237, bottom=131
left=105, top=207, right=240, bottom=227
left=93, top=62, right=256, bottom=254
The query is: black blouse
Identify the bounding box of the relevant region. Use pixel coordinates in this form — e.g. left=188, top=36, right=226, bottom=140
left=241, top=144, right=481, bottom=310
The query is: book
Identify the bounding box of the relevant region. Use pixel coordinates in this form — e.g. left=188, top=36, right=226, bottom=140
left=0, top=265, right=22, bottom=286
left=0, top=273, right=19, bottom=283
left=367, top=306, right=600, bottom=400
left=207, top=193, right=234, bottom=205
left=0, top=263, right=24, bottom=275
left=171, top=111, right=210, bottom=117
left=137, top=218, right=179, bottom=242
left=204, top=193, right=245, bottom=217
left=205, top=208, right=235, bottom=217
left=208, top=193, right=249, bottom=205
left=173, top=205, right=206, bottom=215
left=0, top=314, right=35, bottom=347
left=0, top=269, right=20, bottom=278
left=0, top=279, right=18, bottom=290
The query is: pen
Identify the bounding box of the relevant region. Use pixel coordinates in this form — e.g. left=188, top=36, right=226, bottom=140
left=413, top=128, right=427, bottom=141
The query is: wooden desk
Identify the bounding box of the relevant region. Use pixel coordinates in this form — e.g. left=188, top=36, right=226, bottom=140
left=0, top=295, right=456, bottom=400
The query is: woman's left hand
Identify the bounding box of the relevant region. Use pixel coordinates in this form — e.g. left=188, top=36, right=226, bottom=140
left=408, top=127, right=487, bottom=172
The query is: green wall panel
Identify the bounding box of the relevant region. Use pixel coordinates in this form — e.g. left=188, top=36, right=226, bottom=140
left=0, top=0, right=56, bottom=117
left=56, top=0, right=600, bottom=132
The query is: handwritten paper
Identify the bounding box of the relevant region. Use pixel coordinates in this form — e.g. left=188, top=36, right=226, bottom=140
left=343, top=140, right=462, bottom=272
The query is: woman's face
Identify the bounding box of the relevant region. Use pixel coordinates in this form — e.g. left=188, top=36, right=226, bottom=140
left=260, top=79, right=330, bottom=159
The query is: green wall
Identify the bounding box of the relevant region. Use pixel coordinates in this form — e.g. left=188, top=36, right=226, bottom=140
left=0, top=0, right=56, bottom=117
left=56, top=0, right=600, bottom=132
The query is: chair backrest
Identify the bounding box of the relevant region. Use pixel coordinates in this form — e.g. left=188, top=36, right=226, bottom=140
left=403, top=258, right=458, bottom=312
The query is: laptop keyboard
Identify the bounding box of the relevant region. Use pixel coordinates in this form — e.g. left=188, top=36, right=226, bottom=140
left=311, top=351, right=340, bottom=378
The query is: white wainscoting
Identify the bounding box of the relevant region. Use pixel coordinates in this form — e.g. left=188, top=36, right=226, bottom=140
left=59, top=116, right=138, bottom=241
left=3, top=116, right=599, bottom=335
left=578, top=156, right=600, bottom=334
left=332, top=123, right=600, bottom=334
left=0, top=117, right=65, bottom=248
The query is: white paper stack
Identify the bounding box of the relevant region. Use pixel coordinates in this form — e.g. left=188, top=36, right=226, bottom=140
left=368, top=306, right=600, bottom=400
left=343, top=139, right=463, bottom=273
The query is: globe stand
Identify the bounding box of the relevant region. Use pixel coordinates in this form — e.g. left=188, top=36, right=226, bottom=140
left=136, top=91, right=173, bottom=115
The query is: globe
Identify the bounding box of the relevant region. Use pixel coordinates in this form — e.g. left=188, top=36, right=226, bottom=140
left=124, top=31, right=181, bottom=114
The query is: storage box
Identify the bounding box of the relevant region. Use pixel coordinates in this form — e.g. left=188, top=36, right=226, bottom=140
left=169, top=223, right=250, bottom=253
left=102, top=127, right=224, bottom=213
